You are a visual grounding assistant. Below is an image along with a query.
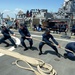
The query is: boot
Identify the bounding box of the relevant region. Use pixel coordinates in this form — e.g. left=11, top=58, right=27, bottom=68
left=56, top=53, right=61, bottom=58
left=5, top=44, right=9, bottom=47
left=24, top=47, right=28, bottom=51
left=14, top=44, right=17, bottom=48
left=39, top=52, right=43, bottom=55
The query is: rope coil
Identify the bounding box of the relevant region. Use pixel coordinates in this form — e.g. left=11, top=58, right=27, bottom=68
left=0, top=48, right=57, bottom=75
left=14, top=60, right=57, bottom=75
left=0, top=35, right=74, bottom=75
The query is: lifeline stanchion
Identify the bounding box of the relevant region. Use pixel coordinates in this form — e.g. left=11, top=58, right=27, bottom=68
left=0, top=48, right=57, bottom=75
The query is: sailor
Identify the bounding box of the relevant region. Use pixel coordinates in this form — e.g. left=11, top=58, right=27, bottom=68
left=58, top=22, right=62, bottom=34
left=0, top=26, right=17, bottom=48
left=71, top=23, right=75, bottom=35
left=64, top=21, right=68, bottom=35
left=19, top=24, right=33, bottom=51
left=39, top=29, right=61, bottom=57
left=64, top=42, right=75, bottom=60
left=15, top=19, right=19, bottom=30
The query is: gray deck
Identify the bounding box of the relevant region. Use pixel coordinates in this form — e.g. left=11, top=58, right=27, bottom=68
left=0, top=30, right=75, bottom=75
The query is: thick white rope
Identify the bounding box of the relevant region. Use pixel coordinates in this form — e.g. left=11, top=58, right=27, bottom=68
left=0, top=34, right=57, bottom=75
left=0, top=48, right=57, bottom=75
left=1, top=33, right=74, bottom=75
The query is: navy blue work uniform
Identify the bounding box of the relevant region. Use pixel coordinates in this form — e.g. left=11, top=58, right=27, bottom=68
left=64, top=42, right=75, bottom=60
left=19, top=25, right=33, bottom=50
left=0, top=26, right=17, bottom=47
left=39, top=30, right=60, bottom=57
left=59, top=24, right=65, bottom=32
left=71, top=25, right=75, bottom=35
left=59, top=24, right=67, bottom=35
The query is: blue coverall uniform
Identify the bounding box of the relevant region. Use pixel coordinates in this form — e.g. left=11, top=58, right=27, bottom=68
left=39, top=33, right=59, bottom=54
left=64, top=42, right=75, bottom=60
left=0, top=27, right=16, bottom=47
left=59, top=24, right=66, bottom=32
left=19, top=26, right=33, bottom=49
left=71, top=25, right=75, bottom=34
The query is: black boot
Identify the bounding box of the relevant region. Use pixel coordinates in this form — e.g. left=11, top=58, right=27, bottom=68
left=30, top=45, right=32, bottom=49
left=14, top=44, right=17, bottom=48
left=24, top=47, right=28, bottom=51
left=39, top=50, right=43, bottom=55
left=64, top=53, right=68, bottom=59
left=5, top=44, right=9, bottom=47
left=39, top=48, right=43, bottom=55
left=39, top=52, right=43, bottom=55
left=56, top=53, right=61, bottom=58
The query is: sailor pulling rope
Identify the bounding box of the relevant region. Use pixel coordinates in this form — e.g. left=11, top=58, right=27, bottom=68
left=32, top=37, right=75, bottom=55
